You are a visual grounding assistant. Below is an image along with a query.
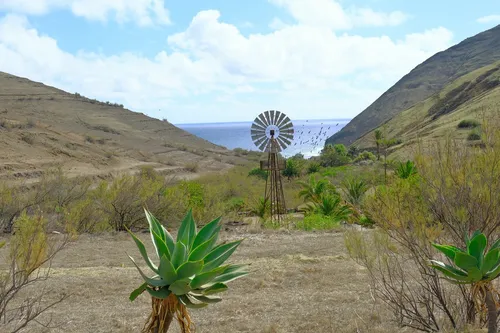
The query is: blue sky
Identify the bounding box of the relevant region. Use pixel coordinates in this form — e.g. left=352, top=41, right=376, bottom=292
left=0, top=0, right=499, bottom=124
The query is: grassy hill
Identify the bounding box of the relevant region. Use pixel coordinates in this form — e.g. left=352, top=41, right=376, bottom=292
left=352, top=61, right=500, bottom=159
left=0, top=72, right=248, bottom=183
left=326, top=24, right=500, bottom=146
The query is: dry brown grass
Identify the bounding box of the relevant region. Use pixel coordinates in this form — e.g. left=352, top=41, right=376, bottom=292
left=0, top=228, right=414, bottom=333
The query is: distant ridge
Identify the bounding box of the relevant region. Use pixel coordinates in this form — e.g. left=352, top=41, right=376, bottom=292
left=326, top=24, right=500, bottom=146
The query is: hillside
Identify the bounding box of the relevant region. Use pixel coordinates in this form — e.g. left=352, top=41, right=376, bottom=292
left=326, top=24, right=500, bottom=146
left=0, top=72, right=248, bottom=182
left=352, top=61, right=500, bottom=158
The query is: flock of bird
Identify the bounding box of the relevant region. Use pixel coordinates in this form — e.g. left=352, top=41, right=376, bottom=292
left=292, top=121, right=342, bottom=154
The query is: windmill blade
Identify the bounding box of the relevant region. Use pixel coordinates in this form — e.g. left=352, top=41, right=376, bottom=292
left=254, top=135, right=269, bottom=150
left=278, top=116, right=292, bottom=128
left=264, top=111, right=271, bottom=126
left=258, top=113, right=269, bottom=127
left=254, top=117, right=267, bottom=130
left=275, top=112, right=286, bottom=127
left=259, top=138, right=270, bottom=151
left=251, top=121, right=267, bottom=132
left=276, top=137, right=288, bottom=151
left=251, top=127, right=266, bottom=135
left=279, top=135, right=292, bottom=146
left=280, top=128, right=294, bottom=136
left=269, top=110, right=276, bottom=126
left=280, top=132, right=294, bottom=141
left=251, top=133, right=267, bottom=142
left=281, top=123, right=294, bottom=132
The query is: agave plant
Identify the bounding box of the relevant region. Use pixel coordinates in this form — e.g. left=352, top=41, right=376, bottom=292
left=127, top=209, right=248, bottom=333
left=395, top=160, right=417, bottom=179
left=430, top=231, right=500, bottom=333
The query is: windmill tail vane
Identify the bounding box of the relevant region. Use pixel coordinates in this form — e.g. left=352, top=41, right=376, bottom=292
left=251, top=110, right=294, bottom=222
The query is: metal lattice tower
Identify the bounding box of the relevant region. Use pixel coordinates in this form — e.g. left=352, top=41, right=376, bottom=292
left=251, top=110, right=294, bottom=222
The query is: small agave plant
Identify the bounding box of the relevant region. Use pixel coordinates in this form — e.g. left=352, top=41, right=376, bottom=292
left=430, top=231, right=500, bottom=333
left=127, top=209, right=248, bottom=333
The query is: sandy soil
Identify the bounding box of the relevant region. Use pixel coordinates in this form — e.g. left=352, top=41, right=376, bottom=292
left=4, top=227, right=414, bottom=333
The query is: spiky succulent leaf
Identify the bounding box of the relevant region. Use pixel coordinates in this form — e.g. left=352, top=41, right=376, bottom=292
left=202, top=240, right=243, bottom=273
left=454, top=252, right=478, bottom=271
left=169, top=279, right=192, bottom=295
left=128, top=255, right=168, bottom=287
left=201, top=282, right=228, bottom=295
left=486, top=262, right=500, bottom=280
left=192, top=217, right=222, bottom=250
left=429, top=260, right=468, bottom=277
left=127, top=229, right=158, bottom=273
left=211, top=270, right=249, bottom=284
left=158, top=255, right=177, bottom=284
left=430, top=263, right=471, bottom=282
left=146, top=286, right=172, bottom=299
left=190, top=266, right=228, bottom=289
left=482, top=248, right=500, bottom=275
left=152, top=230, right=170, bottom=260
left=432, top=243, right=463, bottom=261
left=129, top=282, right=147, bottom=301
left=188, top=230, right=220, bottom=261
left=468, top=267, right=483, bottom=282
left=171, top=241, right=188, bottom=269
left=468, top=233, right=487, bottom=267
left=178, top=295, right=208, bottom=309
left=190, top=294, right=222, bottom=304
left=177, top=261, right=204, bottom=280
left=177, top=209, right=196, bottom=250
left=466, top=230, right=482, bottom=246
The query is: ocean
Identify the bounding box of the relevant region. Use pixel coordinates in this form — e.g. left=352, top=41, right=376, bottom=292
left=176, top=119, right=350, bottom=158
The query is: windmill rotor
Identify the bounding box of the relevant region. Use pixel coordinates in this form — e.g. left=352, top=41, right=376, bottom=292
left=251, top=110, right=294, bottom=152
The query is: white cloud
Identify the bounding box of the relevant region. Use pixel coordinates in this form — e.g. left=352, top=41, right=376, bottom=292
left=477, top=15, right=500, bottom=24
left=0, top=0, right=170, bottom=26
left=268, top=0, right=408, bottom=30
left=0, top=9, right=454, bottom=123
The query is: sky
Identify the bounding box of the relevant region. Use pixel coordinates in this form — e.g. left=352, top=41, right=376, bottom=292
left=0, top=1, right=499, bottom=124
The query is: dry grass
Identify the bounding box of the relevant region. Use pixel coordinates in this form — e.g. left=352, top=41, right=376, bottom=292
left=1, top=228, right=409, bottom=333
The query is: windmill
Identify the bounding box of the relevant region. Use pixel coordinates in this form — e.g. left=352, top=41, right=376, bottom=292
left=251, top=110, right=294, bottom=221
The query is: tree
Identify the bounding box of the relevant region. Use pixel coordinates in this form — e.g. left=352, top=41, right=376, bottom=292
left=396, top=160, right=418, bottom=179
left=341, top=178, right=368, bottom=206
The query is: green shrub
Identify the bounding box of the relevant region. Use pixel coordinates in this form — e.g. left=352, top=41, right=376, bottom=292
left=282, top=159, right=301, bottom=179
left=184, top=162, right=199, bottom=173
left=227, top=197, right=246, bottom=212
left=295, top=214, right=342, bottom=231
left=458, top=119, right=480, bottom=129
left=248, top=167, right=268, bottom=180
left=306, top=193, right=352, bottom=220
left=467, top=130, right=481, bottom=141
left=251, top=197, right=269, bottom=218
left=341, top=178, right=368, bottom=206
left=396, top=160, right=418, bottom=179
left=306, top=162, right=321, bottom=174
left=357, top=214, right=375, bottom=228
left=319, top=145, right=351, bottom=167
left=353, top=151, right=376, bottom=163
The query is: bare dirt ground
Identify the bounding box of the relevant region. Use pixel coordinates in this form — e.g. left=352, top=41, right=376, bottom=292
left=9, top=228, right=413, bottom=333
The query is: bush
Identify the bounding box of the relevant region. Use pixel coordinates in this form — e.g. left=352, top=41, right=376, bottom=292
left=248, top=167, right=268, bottom=180
left=319, top=145, right=351, bottom=167
left=395, top=160, right=418, bottom=179
left=184, top=162, right=199, bottom=173
left=251, top=197, right=269, bottom=218
left=282, top=158, right=301, bottom=179
left=306, top=162, right=321, bottom=174
left=1, top=212, right=68, bottom=332
left=227, top=197, right=246, bottom=212
left=20, top=133, right=35, bottom=144
left=306, top=193, right=352, bottom=220
left=295, top=213, right=343, bottom=231
left=467, top=129, right=481, bottom=141
left=353, top=151, right=376, bottom=163
left=345, top=129, right=500, bottom=331
left=457, top=119, right=480, bottom=129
